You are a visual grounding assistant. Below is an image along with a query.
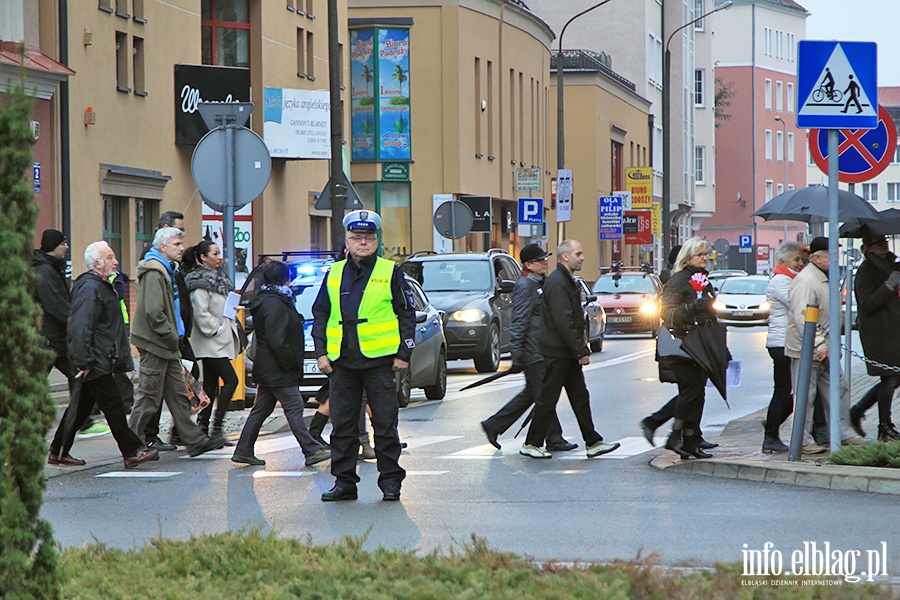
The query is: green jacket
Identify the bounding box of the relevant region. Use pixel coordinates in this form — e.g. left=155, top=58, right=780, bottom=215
left=131, top=259, right=181, bottom=360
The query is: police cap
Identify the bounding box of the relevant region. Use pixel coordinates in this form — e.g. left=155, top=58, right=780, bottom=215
left=343, top=209, right=382, bottom=233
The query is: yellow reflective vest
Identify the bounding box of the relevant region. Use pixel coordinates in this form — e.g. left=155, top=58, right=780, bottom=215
left=325, top=257, right=400, bottom=360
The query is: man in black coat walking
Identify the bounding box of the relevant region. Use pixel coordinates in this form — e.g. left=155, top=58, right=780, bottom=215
left=520, top=240, right=620, bottom=459
left=480, top=244, right=575, bottom=451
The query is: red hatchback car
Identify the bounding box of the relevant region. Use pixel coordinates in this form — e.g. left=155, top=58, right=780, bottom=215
left=591, top=270, right=663, bottom=337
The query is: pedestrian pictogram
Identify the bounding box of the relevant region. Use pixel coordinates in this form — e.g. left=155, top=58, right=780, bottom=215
left=809, top=105, right=898, bottom=183
left=797, top=41, right=877, bottom=129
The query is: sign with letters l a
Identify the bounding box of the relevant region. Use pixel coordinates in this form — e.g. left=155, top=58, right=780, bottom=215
left=460, top=196, right=492, bottom=233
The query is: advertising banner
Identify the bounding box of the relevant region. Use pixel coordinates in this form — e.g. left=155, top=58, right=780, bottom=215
left=598, top=196, right=623, bottom=241
left=651, top=203, right=661, bottom=237
left=377, top=29, right=411, bottom=160
left=350, top=29, right=376, bottom=160
left=623, top=210, right=652, bottom=245
left=516, top=167, right=540, bottom=192
left=175, top=64, right=250, bottom=145
left=263, top=88, right=330, bottom=159
left=625, top=167, right=653, bottom=209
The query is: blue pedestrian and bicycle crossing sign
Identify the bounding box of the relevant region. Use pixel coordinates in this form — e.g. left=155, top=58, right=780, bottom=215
left=797, top=41, right=877, bottom=129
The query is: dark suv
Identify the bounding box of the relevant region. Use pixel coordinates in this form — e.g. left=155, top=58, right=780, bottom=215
left=401, top=249, right=521, bottom=372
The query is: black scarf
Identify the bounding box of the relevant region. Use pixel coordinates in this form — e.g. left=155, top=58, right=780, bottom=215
left=184, top=266, right=232, bottom=297
left=862, top=251, right=900, bottom=278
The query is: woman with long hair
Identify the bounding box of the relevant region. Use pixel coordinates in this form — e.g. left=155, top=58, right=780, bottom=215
left=183, top=240, right=240, bottom=443
left=659, top=237, right=719, bottom=459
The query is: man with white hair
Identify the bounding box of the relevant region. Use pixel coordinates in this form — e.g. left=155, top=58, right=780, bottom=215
left=48, top=242, right=158, bottom=468
left=128, top=227, right=225, bottom=457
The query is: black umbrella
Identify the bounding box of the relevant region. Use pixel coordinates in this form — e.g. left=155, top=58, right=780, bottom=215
left=839, top=208, right=900, bottom=238
left=459, top=369, right=515, bottom=391
left=680, top=322, right=730, bottom=406
left=753, top=185, right=882, bottom=224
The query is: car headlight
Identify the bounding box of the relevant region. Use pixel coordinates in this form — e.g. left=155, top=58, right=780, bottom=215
left=758, top=301, right=770, bottom=311
left=639, top=302, right=658, bottom=315
left=713, top=301, right=726, bottom=311
left=449, top=308, right=486, bottom=323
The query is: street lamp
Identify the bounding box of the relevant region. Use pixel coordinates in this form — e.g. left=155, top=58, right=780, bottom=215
left=775, top=115, right=788, bottom=241
left=556, top=0, right=616, bottom=241
left=662, top=0, right=733, bottom=261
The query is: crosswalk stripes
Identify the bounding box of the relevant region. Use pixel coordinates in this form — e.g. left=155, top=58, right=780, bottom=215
left=555, top=437, right=655, bottom=460
left=438, top=436, right=654, bottom=460
left=96, top=471, right=181, bottom=478
left=401, top=435, right=463, bottom=449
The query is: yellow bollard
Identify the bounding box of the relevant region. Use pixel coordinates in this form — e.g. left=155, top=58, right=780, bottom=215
left=229, top=305, right=247, bottom=408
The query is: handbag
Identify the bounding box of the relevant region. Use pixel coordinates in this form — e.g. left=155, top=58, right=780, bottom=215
left=656, top=325, right=690, bottom=359
left=235, top=320, right=249, bottom=354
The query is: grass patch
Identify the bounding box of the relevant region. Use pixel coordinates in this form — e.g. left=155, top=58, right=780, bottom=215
left=57, top=530, right=892, bottom=599
left=830, top=440, right=900, bottom=467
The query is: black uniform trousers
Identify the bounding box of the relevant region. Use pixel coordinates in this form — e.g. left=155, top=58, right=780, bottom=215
left=525, top=356, right=602, bottom=448
left=50, top=373, right=143, bottom=458
left=481, top=361, right=565, bottom=443
left=329, top=362, right=405, bottom=491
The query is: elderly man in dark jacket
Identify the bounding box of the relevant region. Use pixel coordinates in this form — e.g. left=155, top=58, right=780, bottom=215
left=850, top=234, right=900, bottom=442
left=232, top=261, right=329, bottom=467
left=480, top=244, right=574, bottom=451
left=521, top=240, right=620, bottom=459
left=48, top=241, right=157, bottom=468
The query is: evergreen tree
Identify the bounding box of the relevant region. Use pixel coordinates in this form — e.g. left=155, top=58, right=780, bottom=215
left=0, top=81, right=59, bottom=598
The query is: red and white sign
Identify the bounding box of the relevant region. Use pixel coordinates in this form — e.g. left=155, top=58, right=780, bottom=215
left=756, top=244, right=771, bottom=275
left=623, top=210, right=652, bottom=245
left=809, top=105, right=897, bottom=183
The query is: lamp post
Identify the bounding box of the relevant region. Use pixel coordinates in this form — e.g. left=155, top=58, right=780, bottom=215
left=556, top=0, right=616, bottom=241
left=663, top=0, right=733, bottom=261
left=775, top=115, right=788, bottom=241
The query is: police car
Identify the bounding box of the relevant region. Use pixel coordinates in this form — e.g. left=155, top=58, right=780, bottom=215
left=239, top=251, right=447, bottom=407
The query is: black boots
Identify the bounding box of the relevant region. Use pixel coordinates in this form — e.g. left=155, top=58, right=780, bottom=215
left=877, top=423, right=900, bottom=442
left=197, top=415, right=210, bottom=437
left=849, top=405, right=866, bottom=438
left=309, top=412, right=330, bottom=449
left=762, top=436, right=789, bottom=453
left=665, top=430, right=712, bottom=460
left=211, top=415, right=235, bottom=447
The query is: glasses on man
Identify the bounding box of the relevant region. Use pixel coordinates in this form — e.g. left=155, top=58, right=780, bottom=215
left=347, top=235, right=377, bottom=243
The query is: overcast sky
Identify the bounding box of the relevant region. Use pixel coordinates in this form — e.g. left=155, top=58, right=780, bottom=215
left=802, top=0, right=899, bottom=86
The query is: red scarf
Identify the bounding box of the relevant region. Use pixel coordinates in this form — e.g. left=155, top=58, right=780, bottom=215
left=773, top=263, right=797, bottom=279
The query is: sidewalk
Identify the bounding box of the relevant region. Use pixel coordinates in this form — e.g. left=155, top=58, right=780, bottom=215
left=650, top=363, right=900, bottom=495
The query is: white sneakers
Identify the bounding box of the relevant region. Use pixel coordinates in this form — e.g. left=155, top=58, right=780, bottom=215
left=586, top=441, right=621, bottom=458
left=519, top=444, right=551, bottom=459
left=520, top=441, right=621, bottom=459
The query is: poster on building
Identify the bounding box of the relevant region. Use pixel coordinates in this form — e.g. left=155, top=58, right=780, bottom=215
left=625, top=167, right=653, bottom=209
left=174, top=64, right=250, bottom=145
left=350, top=29, right=376, bottom=160
left=516, top=167, right=540, bottom=192
left=623, top=210, right=652, bottom=245
left=377, top=28, right=411, bottom=160
left=598, top=196, right=623, bottom=241
left=201, top=203, right=253, bottom=290
left=262, top=88, right=330, bottom=159
left=651, top=203, right=661, bottom=237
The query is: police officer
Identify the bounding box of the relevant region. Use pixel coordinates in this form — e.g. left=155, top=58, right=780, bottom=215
left=312, top=210, right=415, bottom=502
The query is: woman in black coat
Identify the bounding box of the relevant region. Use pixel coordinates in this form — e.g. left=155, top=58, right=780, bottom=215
left=850, top=234, right=900, bottom=441
left=659, top=237, right=719, bottom=459
left=232, top=261, right=330, bottom=467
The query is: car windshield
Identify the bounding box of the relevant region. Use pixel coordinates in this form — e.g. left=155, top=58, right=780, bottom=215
left=413, top=260, right=493, bottom=292
left=593, top=275, right=656, bottom=295
left=718, top=278, right=768, bottom=295
left=289, top=262, right=332, bottom=319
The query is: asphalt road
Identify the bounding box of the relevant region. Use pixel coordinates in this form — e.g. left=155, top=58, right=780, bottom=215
left=43, top=327, right=898, bottom=572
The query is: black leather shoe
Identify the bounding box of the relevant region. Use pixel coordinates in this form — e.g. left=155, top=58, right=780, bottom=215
left=480, top=421, right=501, bottom=450
left=382, top=484, right=401, bottom=502
left=850, top=406, right=866, bottom=438
left=546, top=440, right=578, bottom=452
left=147, top=436, right=177, bottom=452
left=696, top=437, right=719, bottom=450
left=639, top=418, right=656, bottom=446
left=665, top=431, right=692, bottom=460
left=322, top=485, right=358, bottom=502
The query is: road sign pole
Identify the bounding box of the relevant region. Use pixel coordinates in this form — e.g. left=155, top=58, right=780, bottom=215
left=223, top=120, right=236, bottom=286
left=827, top=128, right=841, bottom=454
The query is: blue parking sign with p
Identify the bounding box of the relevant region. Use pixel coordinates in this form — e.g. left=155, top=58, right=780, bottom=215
left=739, top=235, right=752, bottom=249
left=518, top=197, right=543, bottom=224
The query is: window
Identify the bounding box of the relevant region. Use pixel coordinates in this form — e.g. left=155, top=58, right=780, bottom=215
left=306, top=30, right=315, bottom=79
left=474, top=57, right=482, bottom=156
left=648, top=33, right=662, bottom=87
left=776, top=131, right=784, bottom=162
left=115, top=31, right=130, bottom=92
left=787, top=82, right=794, bottom=113
left=765, top=130, right=772, bottom=160
left=116, top=0, right=129, bottom=17
left=787, top=33, right=795, bottom=61
left=135, top=199, right=158, bottom=261
left=694, top=0, right=705, bottom=31
left=132, top=36, right=146, bottom=95
left=777, top=183, right=784, bottom=195
left=305, top=0, right=314, bottom=17
left=776, top=81, right=783, bottom=112
left=766, top=180, right=774, bottom=201
left=99, top=0, right=113, bottom=11
left=888, top=182, right=900, bottom=202
left=133, top=0, right=145, bottom=21
left=297, top=28, right=306, bottom=76
left=808, top=145, right=815, bottom=166
left=894, top=146, right=900, bottom=164
left=694, top=69, right=705, bottom=107
left=611, top=141, right=623, bottom=190
left=862, top=183, right=878, bottom=202
left=695, top=146, right=706, bottom=185
left=787, top=132, right=794, bottom=162
left=764, top=27, right=772, bottom=57
left=287, top=0, right=295, bottom=11
left=201, top=0, right=250, bottom=68
left=103, top=196, right=125, bottom=261
left=765, top=79, right=772, bottom=110
left=776, top=30, right=783, bottom=59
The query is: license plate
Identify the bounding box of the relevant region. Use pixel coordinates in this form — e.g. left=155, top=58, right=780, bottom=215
left=731, top=310, right=753, bottom=317
left=608, top=316, right=632, bottom=323
left=303, top=360, right=321, bottom=375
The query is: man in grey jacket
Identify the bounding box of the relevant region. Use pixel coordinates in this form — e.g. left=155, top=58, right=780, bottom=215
left=479, top=244, right=575, bottom=451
